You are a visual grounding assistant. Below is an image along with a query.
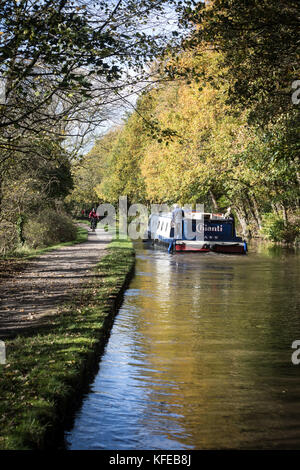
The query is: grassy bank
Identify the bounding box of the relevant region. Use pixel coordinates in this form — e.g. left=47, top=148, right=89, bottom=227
left=0, top=236, right=135, bottom=450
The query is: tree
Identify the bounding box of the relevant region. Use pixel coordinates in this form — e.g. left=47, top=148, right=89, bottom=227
left=0, top=138, right=73, bottom=249
left=66, top=129, right=120, bottom=209
left=0, top=0, right=193, bottom=148
left=181, top=0, right=300, bottom=123
left=82, top=44, right=299, bottom=241
left=0, top=0, right=195, bottom=250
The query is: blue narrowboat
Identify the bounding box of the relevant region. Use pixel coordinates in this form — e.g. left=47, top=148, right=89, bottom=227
left=146, top=210, right=247, bottom=254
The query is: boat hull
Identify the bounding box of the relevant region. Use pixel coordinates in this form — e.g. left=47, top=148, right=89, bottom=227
left=175, top=242, right=245, bottom=254
left=153, top=237, right=246, bottom=254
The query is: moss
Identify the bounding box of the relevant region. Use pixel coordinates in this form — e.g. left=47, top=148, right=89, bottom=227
left=0, top=236, right=135, bottom=450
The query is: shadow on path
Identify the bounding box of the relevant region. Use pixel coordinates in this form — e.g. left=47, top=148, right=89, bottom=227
left=0, top=228, right=112, bottom=338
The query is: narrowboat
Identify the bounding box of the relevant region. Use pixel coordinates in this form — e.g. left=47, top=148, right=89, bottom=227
left=145, top=210, right=247, bottom=254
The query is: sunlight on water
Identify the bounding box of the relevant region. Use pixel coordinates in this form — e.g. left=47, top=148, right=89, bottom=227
left=65, top=243, right=300, bottom=449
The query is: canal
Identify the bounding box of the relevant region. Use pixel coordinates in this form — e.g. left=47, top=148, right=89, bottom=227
left=65, top=243, right=300, bottom=449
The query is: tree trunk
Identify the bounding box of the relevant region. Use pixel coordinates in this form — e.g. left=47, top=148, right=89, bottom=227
left=252, top=194, right=262, bottom=229
left=293, top=161, right=300, bottom=208
left=282, top=204, right=288, bottom=227
left=241, top=199, right=252, bottom=238
left=272, top=203, right=280, bottom=216
left=209, top=190, right=218, bottom=211
left=245, top=192, right=260, bottom=232
left=0, top=174, right=2, bottom=222
left=234, top=204, right=251, bottom=238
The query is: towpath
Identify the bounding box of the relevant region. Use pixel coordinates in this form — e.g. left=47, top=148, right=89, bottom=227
left=0, top=226, right=112, bottom=338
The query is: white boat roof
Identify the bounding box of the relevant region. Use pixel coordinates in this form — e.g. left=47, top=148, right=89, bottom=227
left=151, top=211, right=227, bottom=220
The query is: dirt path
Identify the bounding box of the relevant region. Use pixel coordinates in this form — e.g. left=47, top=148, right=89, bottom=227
left=0, top=226, right=112, bottom=338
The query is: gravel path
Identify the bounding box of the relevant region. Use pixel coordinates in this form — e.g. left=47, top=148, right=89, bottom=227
left=0, top=226, right=112, bottom=338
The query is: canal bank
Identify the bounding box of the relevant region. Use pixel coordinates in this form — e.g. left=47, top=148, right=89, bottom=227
left=0, top=235, right=135, bottom=450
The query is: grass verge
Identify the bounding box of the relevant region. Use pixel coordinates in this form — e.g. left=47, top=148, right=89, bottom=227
left=0, top=236, right=135, bottom=450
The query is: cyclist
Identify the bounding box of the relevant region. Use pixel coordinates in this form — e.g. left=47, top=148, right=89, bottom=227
left=89, top=208, right=98, bottom=230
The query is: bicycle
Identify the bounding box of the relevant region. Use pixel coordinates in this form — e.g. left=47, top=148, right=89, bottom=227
left=90, top=218, right=97, bottom=231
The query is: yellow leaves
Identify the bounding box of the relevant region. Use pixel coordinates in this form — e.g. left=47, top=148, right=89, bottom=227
left=75, top=48, right=260, bottom=206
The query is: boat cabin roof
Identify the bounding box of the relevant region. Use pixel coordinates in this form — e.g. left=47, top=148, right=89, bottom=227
left=151, top=211, right=229, bottom=221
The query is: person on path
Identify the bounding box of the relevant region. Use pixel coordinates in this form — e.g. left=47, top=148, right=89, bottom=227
left=89, top=208, right=98, bottom=230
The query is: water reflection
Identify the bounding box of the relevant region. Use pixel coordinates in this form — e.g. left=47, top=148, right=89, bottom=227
left=65, top=244, right=300, bottom=449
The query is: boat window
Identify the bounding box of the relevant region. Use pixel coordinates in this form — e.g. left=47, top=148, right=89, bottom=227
left=161, top=222, right=164, bottom=231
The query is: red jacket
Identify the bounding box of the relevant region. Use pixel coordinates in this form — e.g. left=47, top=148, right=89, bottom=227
left=89, top=210, right=98, bottom=219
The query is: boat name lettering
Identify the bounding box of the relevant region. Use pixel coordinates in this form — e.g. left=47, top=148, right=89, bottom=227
left=196, top=224, right=223, bottom=232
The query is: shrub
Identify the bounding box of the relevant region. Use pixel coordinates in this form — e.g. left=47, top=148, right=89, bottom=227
left=282, top=224, right=300, bottom=244
left=0, top=221, right=19, bottom=254
left=260, top=212, right=300, bottom=244
left=260, top=213, right=285, bottom=242
left=23, top=209, right=77, bottom=248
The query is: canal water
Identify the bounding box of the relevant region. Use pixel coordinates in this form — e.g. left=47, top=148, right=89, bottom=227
left=65, top=243, right=300, bottom=449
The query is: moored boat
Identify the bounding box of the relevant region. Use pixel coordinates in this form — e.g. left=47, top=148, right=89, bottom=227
left=145, top=209, right=247, bottom=254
